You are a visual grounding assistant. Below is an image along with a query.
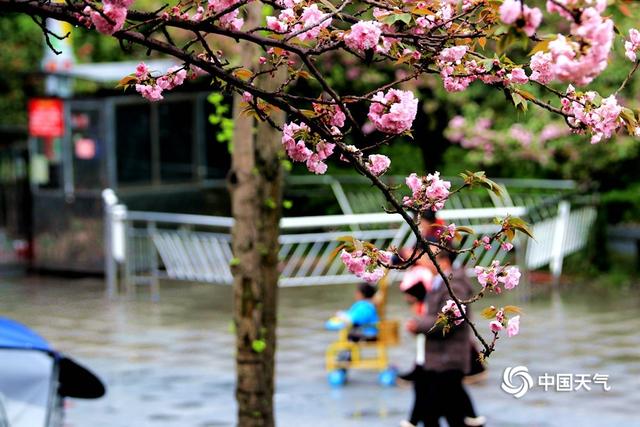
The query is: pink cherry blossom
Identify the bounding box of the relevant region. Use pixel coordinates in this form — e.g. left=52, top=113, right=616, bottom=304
left=561, top=87, right=623, bottom=143
left=533, top=7, right=613, bottom=85
left=315, top=141, right=335, bottom=160
left=191, top=6, right=205, bottom=21
left=475, top=260, right=521, bottom=291
left=289, top=141, right=313, bottom=162
left=135, top=84, right=164, bottom=101
left=266, top=16, right=288, bottom=33
left=474, top=265, right=498, bottom=288
left=442, top=299, right=466, bottom=325
left=404, top=174, right=420, bottom=196
left=340, top=249, right=386, bottom=283
left=361, top=268, right=385, bottom=283
left=89, top=1, right=128, bottom=35
left=521, top=6, right=542, bottom=36
left=344, top=21, right=382, bottom=52
left=507, top=315, right=520, bottom=337
left=306, top=153, right=328, bottom=174
left=437, top=223, right=456, bottom=241
left=506, top=68, right=529, bottom=85
left=312, top=103, right=346, bottom=128
left=439, top=46, right=468, bottom=63
left=367, top=89, right=418, bottom=135
left=501, top=242, right=514, bottom=252
left=624, top=28, right=640, bottom=62
left=208, top=0, right=244, bottom=31
left=403, top=172, right=451, bottom=212
left=529, top=51, right=553, bottom=84
left=498, top=0, right=521, bottom=25
left=242, top=91, right=253, bottom=103
left=340, top=250, right=368, bottom=276
left=135, top=62, right=149, bottom=80
left=376, top=250, right=393, bottom=265
left=281, top=122, right=335, bottom=174
left=489, top=320, right=504, bottom=333
left=365, top=154, right=391, bottom=176
left=500, top=266, right=521, bottom=289
left=297, top=4, right=331, bottom=41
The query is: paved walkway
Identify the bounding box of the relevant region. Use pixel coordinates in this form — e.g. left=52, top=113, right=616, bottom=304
left=0, top=276, right=638, bottom=426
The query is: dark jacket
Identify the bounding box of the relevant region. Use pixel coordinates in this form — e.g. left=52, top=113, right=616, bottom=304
left=416, top=268, right=474, bottom=373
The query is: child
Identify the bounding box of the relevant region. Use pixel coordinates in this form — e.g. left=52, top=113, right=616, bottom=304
left=342, top=282, right=379, bottom=342
left=326, top=283, right=379, bottom=342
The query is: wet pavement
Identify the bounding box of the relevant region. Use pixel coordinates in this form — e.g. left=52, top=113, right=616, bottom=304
left=0, top=274, right=639, bottom=427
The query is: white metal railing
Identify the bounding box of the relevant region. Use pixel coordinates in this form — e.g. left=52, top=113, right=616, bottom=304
left=102, top=188, right=596, bottom=299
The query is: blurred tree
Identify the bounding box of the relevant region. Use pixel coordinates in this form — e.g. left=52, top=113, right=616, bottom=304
left=0, top=15, right=41, bottom=126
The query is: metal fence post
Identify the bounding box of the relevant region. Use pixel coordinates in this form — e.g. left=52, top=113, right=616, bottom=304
left=550, top=200, right=571, bottom=283
left=102, top=189, right=118, bottom=299
left=148, top=221, right=160, bottom=302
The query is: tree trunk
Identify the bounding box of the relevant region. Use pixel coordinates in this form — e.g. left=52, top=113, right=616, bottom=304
left=229, top=4, right=284, bottom=426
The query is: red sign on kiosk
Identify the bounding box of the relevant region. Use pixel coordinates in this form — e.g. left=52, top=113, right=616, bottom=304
left=28, top=98, right=65, bottom=138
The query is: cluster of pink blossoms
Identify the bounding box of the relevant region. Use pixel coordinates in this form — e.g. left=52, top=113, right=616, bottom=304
left=489, top=308, right=520, bottom=337
left=499, top=0, right=542, bottom=37
left=437, top=46, right=480, bottom=92
left=474, top=260, right=521, bottom=293
left=438, top=46, right=531, bottom=92
left=476, top=236, right=514, bottom=252
left=435, top=223, right=457, bottom=241
left=561, top=86, right=623, bottom=144
left=83, top=0, right=133, bottom=35
left=266, top=3, right=330, bottom=41
left=441, top=300, right=466, bottom=326
left=207, top=0, right=244, bottom=31
left=624, top=29, right=640, bottom=62
left=312, top=102, right=345, bottom=130
left=403, top=172, right=451, bottom=212
left=281, top=122, right=335, bottom=174
left=344, top=21, right=383, bottom=52
left=412, top=2, right=454, bottom=34
left=340, top=249, right=391, bottom=283
left=530, top=4, right=613, bottom=85
left=134, top=63, right=188, bottom=102
left=365, top=154, right=391, bottom=176
left=367, top=89, right=418, bottom=135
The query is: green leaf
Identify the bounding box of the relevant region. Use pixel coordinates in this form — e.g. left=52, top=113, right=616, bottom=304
left=503, top=305, right=523, bottom=315
left=327, top=244, right=345, bottom=262
left=233, top=68, right=254, bottom=81
left=528, top=38, right=553, bottom=56
left=282, top=200, right=293, bottom=210
left=116, top=75, right=137, bottom=89
left=383, top=12, right=412, bottom=25
left=511, top=92, right=528, bottom=112
left=481, top=306, right=498, bottom=319
left=208, top=92, right=224, bottom=105
left=507, top=217, right=535, bottom=239
left=317, top=0, right=337, bottom=12
left=455, top=225, right=475, bottom=234
left=252, top=339, right=267, bottom=353
left=229, top=257, right=241, bottom=267
left=335, top=235, right=355, bottom=244
left=264, top=198, right=277, bottom=209
left=300, top=109, right=317, bottom=118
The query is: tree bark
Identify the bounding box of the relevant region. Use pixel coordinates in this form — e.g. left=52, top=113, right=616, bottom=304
left=228, top=4, right=283, bottom=427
